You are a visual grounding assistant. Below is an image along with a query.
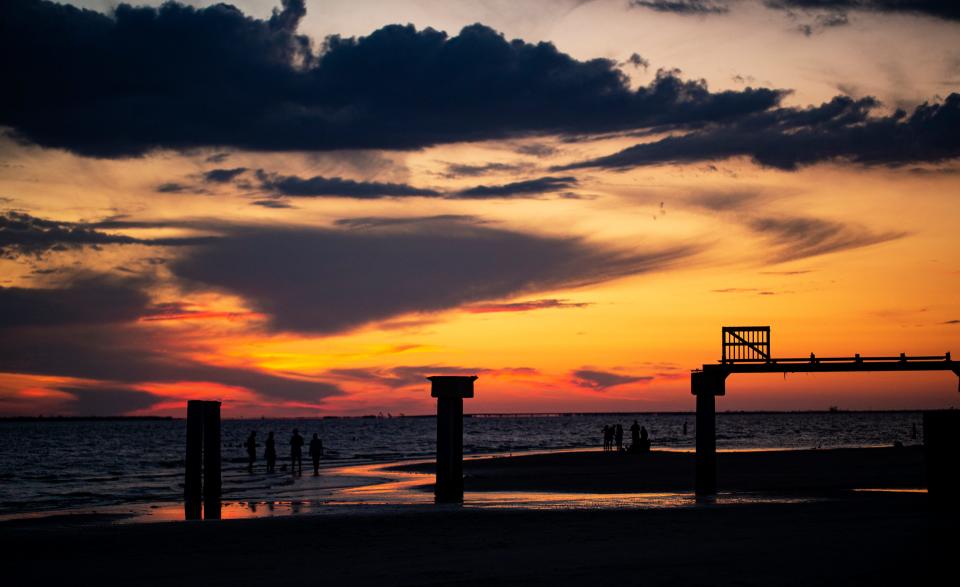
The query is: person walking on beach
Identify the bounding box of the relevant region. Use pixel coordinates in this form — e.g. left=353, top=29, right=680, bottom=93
left=290, top=429, right=304, bottom=476
left=601, top=425, right=611, bottom=451
left=630, top=420, right=641, bottom=451
left=309, top=433, right=324, bottom=476
left=615, top=424, right=624, bottom=452
left=264, top=431, right=277, bottom=473
left=244, top=431, right=257, bottom=472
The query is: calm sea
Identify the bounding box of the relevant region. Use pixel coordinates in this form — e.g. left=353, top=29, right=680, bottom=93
left=0, top=412, right=924, bottom=516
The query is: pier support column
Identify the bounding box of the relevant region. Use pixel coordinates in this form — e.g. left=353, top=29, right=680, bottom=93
left=184, top=401, right=203, bottom=520
left=183, top=400, right=222, bottom=520
left=429, top=375, right=477, bottom=503
left=202, top=401, right=221, bottom=520
left=923, top=410, right=960, bottom=507
left=692, top=370, right=726, bottom=497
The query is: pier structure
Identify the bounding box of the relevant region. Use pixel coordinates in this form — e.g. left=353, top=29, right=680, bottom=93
left=693, top=326, right=960, bottom=497
left=184, top=400, right=222, bottom=520
left=428, top=375, right=478, bottom=503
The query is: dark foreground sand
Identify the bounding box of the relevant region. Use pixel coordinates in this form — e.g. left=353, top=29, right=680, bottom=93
left=3, top=447, right=955, bottom=587
left=394, top=446, right=928, bottom=494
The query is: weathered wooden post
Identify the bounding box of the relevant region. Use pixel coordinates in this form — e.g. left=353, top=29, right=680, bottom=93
left=184, top=401, right=204, bottom=520
left=184, top=400, right=222, bottom=520
left=692, top=370, right=726, bottom=497
left=429, top=375, right=477, bottom=503
left=202, top=401, right=222, bottom=520
left=923, top=410, right=960, bottom=507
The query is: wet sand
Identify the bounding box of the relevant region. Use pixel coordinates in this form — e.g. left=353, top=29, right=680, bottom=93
left=393, top=445, right=928, bottom=494
left=3, top=446, right=953, bottom=586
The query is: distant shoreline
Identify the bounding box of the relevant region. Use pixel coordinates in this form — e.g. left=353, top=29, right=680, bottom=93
left=0, top=409, right=936, bottom=421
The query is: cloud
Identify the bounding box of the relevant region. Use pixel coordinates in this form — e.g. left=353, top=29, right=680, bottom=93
left=0, top=277, right=151, bottom=328
left=764, top=1, right=960, bottom=22
left=328, top=365, right=539, bottom=389
left=251, top=199, right=296, bottom=209
left=455, top=176, right=578, bottom=199
left=747, top=216, right=906, bottom=262
left=256, top=170, right=440, bottom=198
left=170, top=216, right=698, bottom=334
left=0, top=322, right=343, bottom=403
left=624, top=53, right=650, bottom=70
left=60, top=385, right=163, bottom=416
left=559, top=94, right=960, bottom=171
left=1, top=210, right=140, bottom=259
left=0, top=211, right=214, bottom=260
left=629, top=0, right=731, bottom=14
left=572, top=368, right=653, bottom=389
left=942, top=319, right=960, bottom=325
left=465, top=299, right=592, bottom=313
left=0, top=1, right=783, bottom=157
left=202, top=167, right=247, bottom=183
left=442, top=162, right=535, bottom=178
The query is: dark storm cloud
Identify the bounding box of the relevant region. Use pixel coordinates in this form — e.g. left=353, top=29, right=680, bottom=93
left=0, top=277, right=150, bottom=328
left=764, top=1, right=960, bottom=22
left=559, top=94, right=960, bottom=170
left=0, top=211, right=214, bottom=259
left=255, top=170, right=440, bottom=198
left=747, top=216, right=906, bottom=262
left=60, top=386, right=162, bottom=416
left=170, top=217, right=698, bottom=334
left=629, top=0, right=731, bottom=13
left=572, top=369, right=653, bottom=390
left=202, top=167, right=248, bottom=183
left=156, top=182, right=190, bottom=193
left=0, top=1, right=783, bottom=157
left=454, top=176, right=578, bottom=198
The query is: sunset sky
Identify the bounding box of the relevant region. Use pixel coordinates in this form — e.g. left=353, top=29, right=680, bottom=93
left=1, top=0, right=958, bottom=417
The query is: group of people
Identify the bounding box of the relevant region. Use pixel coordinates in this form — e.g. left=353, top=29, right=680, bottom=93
left=243, top=429, right=324, bottom=476
left=602, top=420, right=650, bottom=453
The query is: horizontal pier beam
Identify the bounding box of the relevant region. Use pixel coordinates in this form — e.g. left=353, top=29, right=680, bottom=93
left=703, top=359, right=959, bottom=376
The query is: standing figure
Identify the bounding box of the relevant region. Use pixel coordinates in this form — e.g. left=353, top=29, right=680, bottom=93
left=244, top=431, right=257, bottom=472
left=630, top=420, right=641, bottom=451
left=640, top=425, right=650, bottom=453
left=683, top=421, right=688, bottom=436
left=601, top=425, right=611, bottom=451
left=615, top=424, right=624, bottom=452
left=290, top=429, right=304, bottom=476
left=264, top=431, right=277, bottom=473
left=309, top=433, right=324, bottom=476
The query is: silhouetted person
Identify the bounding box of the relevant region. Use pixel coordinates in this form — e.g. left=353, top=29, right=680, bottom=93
left=639, top=425, right=650, bottom=453
left=309, top=433, right=324, bottom=476
left=244, top=431, right=257, bottom=472
left=683, top=421, right=688, bottom=436
left=630, top=420, right=641, bottom=450
left=290, top=429, right=304, bottom=476
left=264, top=432, right=277, bottom=473
left=602, top=425, right=613, bottom=451
left=615, top=424, right=624, bottom=452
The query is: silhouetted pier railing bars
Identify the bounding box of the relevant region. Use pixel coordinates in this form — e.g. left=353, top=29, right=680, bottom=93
left=429, top=375, right=477, bottom=503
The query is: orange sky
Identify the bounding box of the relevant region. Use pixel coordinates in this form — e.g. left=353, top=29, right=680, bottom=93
left=0, top=0, right=958, bottom=416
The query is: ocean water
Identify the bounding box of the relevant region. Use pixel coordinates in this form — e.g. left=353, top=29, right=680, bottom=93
left=0, top=412, right=924, bottom=516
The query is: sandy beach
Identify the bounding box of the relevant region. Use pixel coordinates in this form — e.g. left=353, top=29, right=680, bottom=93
left=3, top=446, right=955, bottom=586
left=393, top=445, right=928, bottom=494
